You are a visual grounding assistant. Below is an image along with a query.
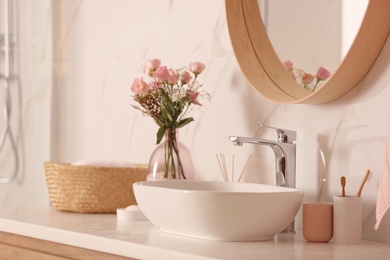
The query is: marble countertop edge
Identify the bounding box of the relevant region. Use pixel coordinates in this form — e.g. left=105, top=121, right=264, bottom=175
left=0, top=216, right=215, bottom=260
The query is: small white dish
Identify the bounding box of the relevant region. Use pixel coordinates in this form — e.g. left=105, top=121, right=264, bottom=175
left=117, top=205, right=148, bottom=221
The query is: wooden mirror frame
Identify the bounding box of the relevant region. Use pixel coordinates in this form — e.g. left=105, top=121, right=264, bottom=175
left=226, top=0, right=390, bottom=104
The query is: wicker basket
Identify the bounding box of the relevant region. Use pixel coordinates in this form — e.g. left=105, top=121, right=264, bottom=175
left=44, top=162, right=148, bottom=213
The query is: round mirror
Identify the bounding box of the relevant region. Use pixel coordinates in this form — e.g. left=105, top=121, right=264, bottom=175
left=226, top=0, right=390, bottom=104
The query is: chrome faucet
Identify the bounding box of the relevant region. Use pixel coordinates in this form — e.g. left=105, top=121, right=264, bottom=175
left=229, top=125, right=297, bottom=233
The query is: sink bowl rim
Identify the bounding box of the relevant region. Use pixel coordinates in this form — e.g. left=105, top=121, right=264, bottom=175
left=133, top=180, right=303, bottom=194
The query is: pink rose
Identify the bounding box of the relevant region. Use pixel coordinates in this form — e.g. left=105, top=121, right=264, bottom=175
left=131, top=78, right=149, bottom=94
left=154, top=66, right=169, bottom=81
left=189, top=62, right=206, bottom=75
left=181, top=71, right=192, bottom=84
left=283, top=60, right=295, bottom=71
left=301, top=72, right=315, bottom=85
left=316, top=66, right=331, bottom=81
left=187, top=90, right=202, bottom=106
left=149, top=81, right=160, bottom=90
left=167, top=68, right=179, bottom=85
left=143, top=59, right=161, bottom=76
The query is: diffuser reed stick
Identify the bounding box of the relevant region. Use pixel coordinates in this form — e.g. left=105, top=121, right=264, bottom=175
left=215, top=154, right=226, bottom=181
left=231, top=154, right=234, bottom=183
left=237, top=154, right=252, bottom=182
left=216, top=154, right=252, bottom=182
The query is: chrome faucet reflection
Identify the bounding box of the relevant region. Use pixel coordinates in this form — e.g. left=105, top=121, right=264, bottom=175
left=229, top=125, right=297, bottom=232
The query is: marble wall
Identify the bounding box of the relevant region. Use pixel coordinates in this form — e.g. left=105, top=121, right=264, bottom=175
left=1, top=0, right=389, bottom=243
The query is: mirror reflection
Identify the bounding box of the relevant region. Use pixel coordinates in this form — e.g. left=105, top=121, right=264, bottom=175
left=258, top=0, right=368, bottom=91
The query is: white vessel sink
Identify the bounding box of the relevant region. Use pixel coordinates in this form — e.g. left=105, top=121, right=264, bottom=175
left=133, top=180, right=304, bottom=241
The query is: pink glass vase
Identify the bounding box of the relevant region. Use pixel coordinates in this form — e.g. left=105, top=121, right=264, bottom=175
left=147, top=128, right=196, bottom=180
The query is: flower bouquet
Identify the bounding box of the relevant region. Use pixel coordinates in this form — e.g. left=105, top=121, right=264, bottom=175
left=131, top=59, right=210, bottom=179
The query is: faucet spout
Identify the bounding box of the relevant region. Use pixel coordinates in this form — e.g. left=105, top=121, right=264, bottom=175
left=229, top=136, right=278, bottom=146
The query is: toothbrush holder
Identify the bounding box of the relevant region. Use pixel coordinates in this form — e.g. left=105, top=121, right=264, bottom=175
left=333, top=196, right=362, bottom=244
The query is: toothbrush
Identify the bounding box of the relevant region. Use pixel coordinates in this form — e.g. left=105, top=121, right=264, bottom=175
left=341, top=176, right=346, bottom=197
left=356, top=169, right=371, bottom=197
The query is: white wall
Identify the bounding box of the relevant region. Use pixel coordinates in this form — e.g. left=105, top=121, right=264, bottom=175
left=1, top=0, right=389, bottom=244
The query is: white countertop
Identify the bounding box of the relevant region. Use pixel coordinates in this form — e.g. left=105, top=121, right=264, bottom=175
left=0, top=207, right=390, bottom=260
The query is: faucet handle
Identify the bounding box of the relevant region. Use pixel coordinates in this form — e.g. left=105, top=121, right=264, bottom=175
left=256, top=125, right=296, bottom=143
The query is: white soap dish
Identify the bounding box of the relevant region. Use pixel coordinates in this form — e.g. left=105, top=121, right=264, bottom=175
left=117, top=205, right=148, bottom=221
